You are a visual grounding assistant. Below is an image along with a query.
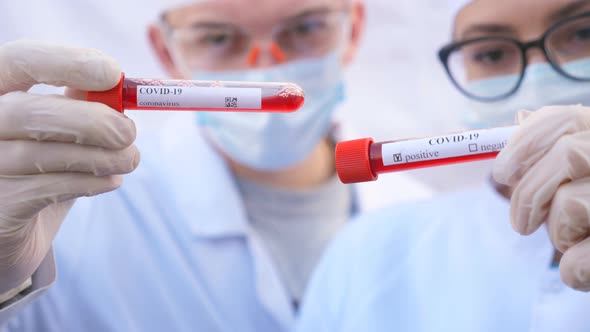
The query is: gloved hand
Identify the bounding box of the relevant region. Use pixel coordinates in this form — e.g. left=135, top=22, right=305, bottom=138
left=0, top=40, right=139, bottom=294
left=493, top=105, right=590, bottom=291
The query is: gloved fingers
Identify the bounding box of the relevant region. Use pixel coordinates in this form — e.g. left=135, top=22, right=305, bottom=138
left=515, top=110, right=533, bottom=124
left=0, top=40, right=121, bottom=94
left=64, top=87, right=87, bottom=101
left=560, top=237, right=590, bottom=292
left=0, top=173, right=123, bottom=220
left=509, top=131, right=590, bottom=235
left=0, top=92, right=135, bottom=149
left=493, top=105, right=590, bottom=187
left=35, top=200, right=77, bottom=243
left=0, top=141, right=140, bottom=176
left=547, top=178, right=590, bottom=253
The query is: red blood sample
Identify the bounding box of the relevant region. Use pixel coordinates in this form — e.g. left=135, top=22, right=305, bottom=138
left=335, top=126, right=518, bottom=184
left=87, top=73, right=304, bottom=113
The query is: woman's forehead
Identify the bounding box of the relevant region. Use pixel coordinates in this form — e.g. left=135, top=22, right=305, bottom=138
left=454, top=0, right=590, bottom=39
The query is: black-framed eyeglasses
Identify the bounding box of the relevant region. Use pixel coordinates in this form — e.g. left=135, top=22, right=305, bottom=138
left=439, top=11, right=590, bottom=102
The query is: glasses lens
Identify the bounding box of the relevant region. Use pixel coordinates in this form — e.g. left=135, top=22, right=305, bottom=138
left=275, top=12, right=347, bottom=59
left=546, top=15, right=590, bottom=80
left=447, top=39, right=523, bottom=100
left=171, top=25, right=250, bottom=71
left=167, top=12, right=347, bottom=71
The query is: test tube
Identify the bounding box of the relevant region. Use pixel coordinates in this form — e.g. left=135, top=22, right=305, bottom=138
left=87, top=73, right=304, bottom=113
left=335, top=126, right=518, bottom=184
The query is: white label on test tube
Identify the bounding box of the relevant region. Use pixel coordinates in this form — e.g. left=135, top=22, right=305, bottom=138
left=136, top=86, right=262, bottom=109
left=382, top=126, right=518, bottom=166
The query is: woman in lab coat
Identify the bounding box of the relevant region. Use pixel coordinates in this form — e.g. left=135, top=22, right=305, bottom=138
left=296, top=0, right=590, bottom=331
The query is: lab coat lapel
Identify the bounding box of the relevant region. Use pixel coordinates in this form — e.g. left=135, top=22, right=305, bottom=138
left=157, top=113, right=249, bottom=237
left=247, top=230, right=296, bottom=330
left=158, top=113, right=295, bottom=328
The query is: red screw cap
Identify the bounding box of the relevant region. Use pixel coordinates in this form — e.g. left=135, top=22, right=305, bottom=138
left=335, top=138, right=378, bottom=184
left=87, top=73, right=125, bottom=113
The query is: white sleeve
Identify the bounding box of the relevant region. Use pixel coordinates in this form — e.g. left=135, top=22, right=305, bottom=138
left=0, top=250, right=56, bottom=327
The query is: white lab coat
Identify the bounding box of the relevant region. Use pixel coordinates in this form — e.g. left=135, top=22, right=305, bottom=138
left=296, top=182, right=590, bottom=332
left=0, top=112, right=433, bottom=332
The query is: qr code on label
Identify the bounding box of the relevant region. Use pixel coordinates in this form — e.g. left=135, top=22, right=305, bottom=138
left=225, top=97, right=238, bottom=108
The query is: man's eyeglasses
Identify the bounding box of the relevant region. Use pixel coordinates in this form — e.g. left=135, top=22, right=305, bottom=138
left=162, top=10, right=350, bottom=72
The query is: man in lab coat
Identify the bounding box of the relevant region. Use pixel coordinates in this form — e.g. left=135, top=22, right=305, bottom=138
left=0, top=0, right=432, bottom=331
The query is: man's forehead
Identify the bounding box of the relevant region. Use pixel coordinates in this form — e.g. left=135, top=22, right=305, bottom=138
left=164, top=0, right=346, bottom=26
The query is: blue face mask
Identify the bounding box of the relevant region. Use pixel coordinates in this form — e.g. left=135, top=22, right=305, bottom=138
left=193, top=52, right=345, bottom=171
left=462, top=58, right=590, bottom=129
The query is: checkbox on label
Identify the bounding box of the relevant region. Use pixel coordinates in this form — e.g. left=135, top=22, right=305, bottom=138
left=469, top=143, right=478, bottom=152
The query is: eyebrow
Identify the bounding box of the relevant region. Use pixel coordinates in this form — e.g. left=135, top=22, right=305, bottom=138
left=546, top=0, right=590, bottom=23
left=165, top=6, right=335, bottom=30
left=188, top=22, right=236, bottom=30
left=459, top=24, right=518, bottom=40
left=456, top=0, right=590, bottom=41
left=287, top=7, right=334, bottom=21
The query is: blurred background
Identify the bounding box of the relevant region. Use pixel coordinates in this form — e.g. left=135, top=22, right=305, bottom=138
left=1, top=0, right=492, bottom=193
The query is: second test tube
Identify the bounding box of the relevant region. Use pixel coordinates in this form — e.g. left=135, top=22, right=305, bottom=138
left=336, top=126, right=518, bottom=184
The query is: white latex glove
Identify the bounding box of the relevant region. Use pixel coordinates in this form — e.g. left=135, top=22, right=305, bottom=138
left=0, top=40, right=139, bottom=294
left=493, top=105, right=590, bottom=291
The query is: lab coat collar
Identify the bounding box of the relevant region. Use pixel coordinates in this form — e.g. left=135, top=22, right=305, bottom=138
left=147, top=113, right=299, bottom=328
left=149, top=114, right=434, bottom=329
left=155, top=113, right=250, bottom=239
left=247, top=230, right=296, bottom=329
